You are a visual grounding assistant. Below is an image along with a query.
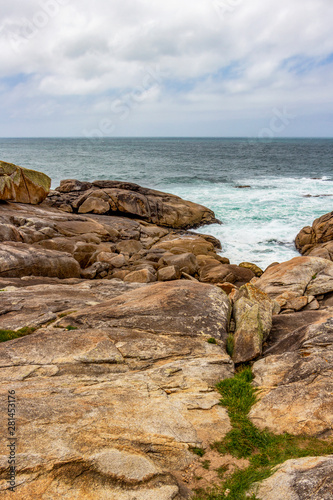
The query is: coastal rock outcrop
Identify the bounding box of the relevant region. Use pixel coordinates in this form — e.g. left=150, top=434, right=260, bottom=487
left=249, top=315, right=333, bottom=436
left=47, top=179, right=220, bottom=229
left=0, top=279, right=233, bottom=499
left=249, top=455, right=333, bottom=500
left=253, top=256, right=333, bottom=312
left=0, top=161, right=51, bottom=204
left=295, top=211, right=333, bottom=260
left=0, top=242, right=80, bottom=279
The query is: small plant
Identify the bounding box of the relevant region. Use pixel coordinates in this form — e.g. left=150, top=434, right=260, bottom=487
left=207, top=337, right=217, bottom=344
left=59, top=311, right=77, bottom=318
left=0, top=326, right=36, bottom=343
left=312, top=273, right=317, bottom=280
left=65, top=325, right=78, bottom=331
left=201, top=460, right=211, bottom=470
left=216, top=464, right=229, bottom=478
left=190, top=447, right=206, bottom=457
left=193, top=367, right=333, bottom=500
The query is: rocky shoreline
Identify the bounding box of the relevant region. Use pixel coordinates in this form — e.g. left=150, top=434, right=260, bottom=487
left=0, top=163, right=332, bottom=499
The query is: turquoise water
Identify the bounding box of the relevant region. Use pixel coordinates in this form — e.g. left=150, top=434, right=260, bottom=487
left=0, top=138, right=332, bottom=268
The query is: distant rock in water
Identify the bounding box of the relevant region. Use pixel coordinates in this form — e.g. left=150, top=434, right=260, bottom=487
left=234, top=185, right=251, bottom=189
left=46, top=178, right=220, bottom=229
left=0, top=161, right=51, bottom=204
left=295, top=210, right=333, bottom=260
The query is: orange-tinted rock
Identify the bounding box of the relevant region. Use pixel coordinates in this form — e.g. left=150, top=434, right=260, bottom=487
left=0, top=161, right=51, bottom=204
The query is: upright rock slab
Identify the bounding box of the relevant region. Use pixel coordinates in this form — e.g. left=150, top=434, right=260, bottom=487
left=232, top=283, right=275, bottom=364
left=249, top=314, right=333, bottom=436
left=0, top=161, right=51, bottom=204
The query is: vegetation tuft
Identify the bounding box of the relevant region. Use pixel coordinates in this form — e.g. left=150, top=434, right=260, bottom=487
left=0, top=327, right=36, bottom=343
left=207, top=337, right=217, bottom=344
left=193, top=367, right=333, bottom=500
left=65, top=325, right=78, bottom=331
left=190, top=447, right=206, bottom=457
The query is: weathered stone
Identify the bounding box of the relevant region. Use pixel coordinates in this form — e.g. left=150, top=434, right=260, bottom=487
left=296, top=210, right=333, bottom=260
left=232, top=284, right=275, bottom=364
left=0, top=161, right=51, bottom=204
left=0, top=242, right=80, bottom=279
left=254, top=256, right=333, bottom=298
left=249, top=455, right=333, bottom=500
left=109, top=254, right=127, bottom=268
left=157, top=265, right=182, bottom=281
left=199, top=262, right=254, bottom=285
left=152, top=236, right=215, bottom=256
left=0, top=223, right=22, bottom=242
left=50, top=179, right=219, bottom=229
left=238, top=261, right=263, bottom=277
left=249, top=315, right=333, bottom=436
left=159, top=252, right=198, bottom=276
left=116, top=239, right=143, bottom=255
left=78, top=196, right=110, bottom=214
left=124, top=269, right=157, bottom=283
left=57, top=179, right=93, bottom=192
left=0, top=279, right=233, bottom=499
left=58, top=280, right=231, bottom=341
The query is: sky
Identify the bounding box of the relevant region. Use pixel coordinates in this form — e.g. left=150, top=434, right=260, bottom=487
left=0, top=0, right=333, bottom=137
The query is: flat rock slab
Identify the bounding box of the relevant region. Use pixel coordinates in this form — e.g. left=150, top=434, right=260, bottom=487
left=0, top=279, right=144, bottom=330
left=250, top=314, right=333, bottom=436
left=0, top=242, right=81, bottom=279
left=0, top=279, right=234, bottom=499
left=58, top=280, right=232, bottom=341
left=249, top=455, right=333, bottom=500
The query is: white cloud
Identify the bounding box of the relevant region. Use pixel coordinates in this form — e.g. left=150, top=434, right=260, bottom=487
left=0, top=0, right=332, bottom=136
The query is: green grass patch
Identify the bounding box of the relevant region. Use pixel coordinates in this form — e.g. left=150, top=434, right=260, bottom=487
left=190, top=447, right=206, bottom=457
left=193, top=367, right=333, bottom=500
left=0, top=326, right=36, bottom=342
left=207, top=337, right=217, bottom=344
left=201, top=460, right=211, bottom=470
left=65, top=325, right=78, bottom=331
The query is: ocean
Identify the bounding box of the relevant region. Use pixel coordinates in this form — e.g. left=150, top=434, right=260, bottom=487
left=0, top=138, right=332, bottom=269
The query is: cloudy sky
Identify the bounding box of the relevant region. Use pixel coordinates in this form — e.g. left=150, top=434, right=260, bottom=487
left=0, top=0, right=333, bottom=137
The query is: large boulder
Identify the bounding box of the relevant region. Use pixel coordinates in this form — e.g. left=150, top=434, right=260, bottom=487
left=254, top=256, right=333, bottom=298
left=249, top=455, right=333, bottom=500
left=0, top=161, right=51, bottom=204
left=0, top=279, right=233, bottom=499
left=0, top=242, right=80, bottom=279
left=47, top=179, right=220, bottom=229
left=249, top=314, right=333, bottom=436
left=295, top=211, right=333, bottom=260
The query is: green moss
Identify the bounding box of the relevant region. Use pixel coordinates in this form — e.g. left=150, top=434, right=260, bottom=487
left=190, top=447, right=206, bottom=457
left=65, top=325, right=78, bottom=331
left=201, top=460, right=211, bottom=470
left=0, top=326, right=36, bottom=342
left=193, top=367, right=333, bottom=500
left=207, top=337, right=217, bottom=344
